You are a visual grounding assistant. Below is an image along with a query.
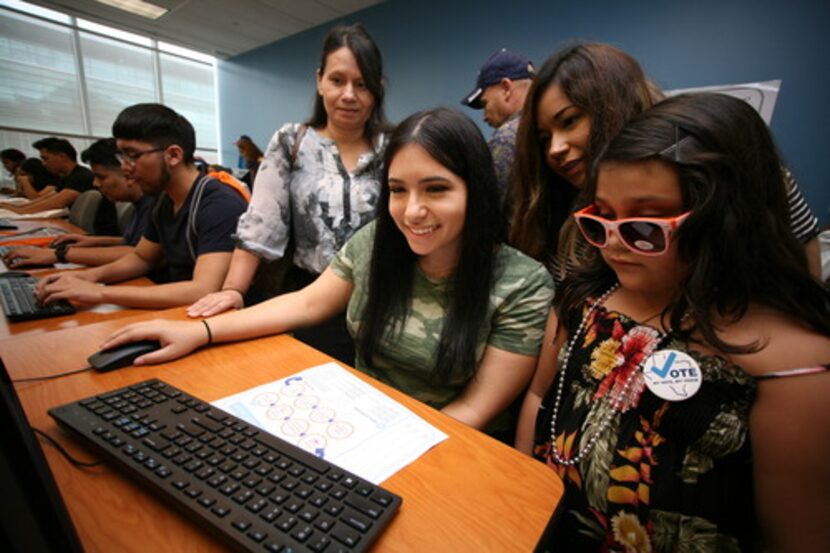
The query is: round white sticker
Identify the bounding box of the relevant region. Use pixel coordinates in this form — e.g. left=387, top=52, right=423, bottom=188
left=642, top=349, right=702, bottom=401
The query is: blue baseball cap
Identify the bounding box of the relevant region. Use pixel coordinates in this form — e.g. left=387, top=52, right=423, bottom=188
left=462, top=49, right=536, bottom=109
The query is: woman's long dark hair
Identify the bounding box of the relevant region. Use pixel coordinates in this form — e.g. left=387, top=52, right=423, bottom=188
left=357, top=107, right=505, bottom=380
left=510, top=43, right=659, bottom=265
left=306, top=23, right=390, bottom=140
left=558, top=92, right=830, bottom=352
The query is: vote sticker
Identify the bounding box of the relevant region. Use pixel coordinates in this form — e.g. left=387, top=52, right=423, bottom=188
left=642, top=349, right=702, bottom=401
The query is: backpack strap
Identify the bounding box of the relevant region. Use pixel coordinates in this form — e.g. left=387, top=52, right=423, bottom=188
left=186, top=171, right=251, bottom=262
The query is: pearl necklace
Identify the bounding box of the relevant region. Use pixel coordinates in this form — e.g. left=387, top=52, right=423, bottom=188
left=547, top=283, right=671, bottom=467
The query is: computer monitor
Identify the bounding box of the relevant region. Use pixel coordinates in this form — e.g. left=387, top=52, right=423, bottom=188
left=0, top=360, right=83, bottom=552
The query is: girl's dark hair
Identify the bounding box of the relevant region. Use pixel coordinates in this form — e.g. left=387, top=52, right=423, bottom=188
left=1, top=148, right=25, bottom=164
left=237, top=137, right=263, bottom=167
left=510, top=43, right=660, bottom=263
left=306, top=23, right=390, bottom=140
left=558, top=92, right=830, bottom=352
left=112, top=103, right=196, bottom=163
left=357, top=107, right=505, bottom=380
left=19, top=157, right=56, bottom=190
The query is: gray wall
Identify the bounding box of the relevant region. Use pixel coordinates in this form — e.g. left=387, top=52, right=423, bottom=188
left=217, top=0, right=829, bottom=223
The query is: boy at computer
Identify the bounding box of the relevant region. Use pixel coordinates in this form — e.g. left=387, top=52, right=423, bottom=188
left=35, top=104, right=248, bottom=309
left=4, top=138, right=155, bottom=268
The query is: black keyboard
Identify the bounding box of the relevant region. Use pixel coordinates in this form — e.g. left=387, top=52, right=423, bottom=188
left=0, top=274, right=75, bottom=321
left=48, top=379, right=402, bottom=552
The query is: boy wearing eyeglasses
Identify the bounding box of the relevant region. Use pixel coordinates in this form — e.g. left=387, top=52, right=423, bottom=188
left=36, top=104, right=248, bottom=309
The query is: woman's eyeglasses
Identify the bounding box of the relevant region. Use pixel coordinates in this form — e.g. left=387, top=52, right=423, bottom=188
left=573, top=205, right=691, bottom=255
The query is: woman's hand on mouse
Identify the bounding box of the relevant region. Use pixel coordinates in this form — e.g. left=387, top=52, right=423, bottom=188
left=100, top=319, right=211, bottom=365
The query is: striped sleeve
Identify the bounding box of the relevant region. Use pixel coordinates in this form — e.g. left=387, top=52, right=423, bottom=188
left=784, top=168, right=820, bottom=243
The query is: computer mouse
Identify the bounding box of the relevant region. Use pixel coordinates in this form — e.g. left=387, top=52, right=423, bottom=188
left=87, top=340, right=162, bottom=372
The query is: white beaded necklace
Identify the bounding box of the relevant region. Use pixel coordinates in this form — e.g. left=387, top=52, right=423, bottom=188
left=548, top=283, right=672, bottom=467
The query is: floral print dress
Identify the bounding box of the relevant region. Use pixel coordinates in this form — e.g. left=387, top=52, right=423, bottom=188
left=534, top=301, right=758, bottom=552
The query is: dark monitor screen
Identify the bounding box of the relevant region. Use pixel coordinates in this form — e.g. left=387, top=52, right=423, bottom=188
left=0, top=360, right=83, bottom=552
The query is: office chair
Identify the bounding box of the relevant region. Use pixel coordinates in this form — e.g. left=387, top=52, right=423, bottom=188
left=68, top=190, right=103, bottom=233
left=115, top=202, right=135, bottom=235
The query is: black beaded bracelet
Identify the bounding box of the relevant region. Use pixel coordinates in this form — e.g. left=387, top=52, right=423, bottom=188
left=202, top=319, right=212, bottom=345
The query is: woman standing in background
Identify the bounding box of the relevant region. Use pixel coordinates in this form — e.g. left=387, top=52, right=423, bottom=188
left=189, top=23, right=391, bottom=363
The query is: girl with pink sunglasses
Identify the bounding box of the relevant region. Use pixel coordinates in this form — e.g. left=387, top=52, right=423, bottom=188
left=519, top=92, right=830, bottom=552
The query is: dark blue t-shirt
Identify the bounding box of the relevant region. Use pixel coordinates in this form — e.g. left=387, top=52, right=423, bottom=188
left=143, top=174, right=247, bottom=282
left=122, top=194, right=155, bottom=246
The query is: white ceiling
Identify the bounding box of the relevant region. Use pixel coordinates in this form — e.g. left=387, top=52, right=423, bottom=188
left=25, top=0, right=385, bottom=59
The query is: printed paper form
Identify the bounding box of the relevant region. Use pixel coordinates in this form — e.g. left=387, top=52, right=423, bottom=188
left=213, top=362, right=448, bottom=484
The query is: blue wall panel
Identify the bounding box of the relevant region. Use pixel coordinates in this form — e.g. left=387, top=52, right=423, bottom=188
left=217, top=0, right=829, bottom=222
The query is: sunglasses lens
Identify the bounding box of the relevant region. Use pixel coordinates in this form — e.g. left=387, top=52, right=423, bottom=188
left=619, top=221, right=665, bottom=252
left=577, top=217, right=608, bottom=246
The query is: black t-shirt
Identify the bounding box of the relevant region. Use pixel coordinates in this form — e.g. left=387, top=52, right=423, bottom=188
left=57, top=165, right=94, bottom=193
left=93, top=197, right=120, bottom=236
left=143, top=174, right=247, bottom=282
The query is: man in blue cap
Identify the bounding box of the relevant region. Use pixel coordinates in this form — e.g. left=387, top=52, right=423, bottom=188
left=462, top=48, right=535, bottom=198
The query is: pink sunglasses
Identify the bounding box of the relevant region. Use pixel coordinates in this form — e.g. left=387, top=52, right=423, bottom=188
left=573, top=205, right=691, bottom=255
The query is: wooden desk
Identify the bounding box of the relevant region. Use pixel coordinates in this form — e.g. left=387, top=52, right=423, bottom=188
left=0, top=216, right=163, bottom=338
left=0, top=216, right=81, bottom=233
left=0, top=276, right=162, bottom=339
left=3, top=310, right=563, bottom=552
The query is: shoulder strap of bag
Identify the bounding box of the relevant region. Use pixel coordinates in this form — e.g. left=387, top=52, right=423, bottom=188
left=290, top=124, right=308, bottom=167
left=186, top=171, right=251, bottom=261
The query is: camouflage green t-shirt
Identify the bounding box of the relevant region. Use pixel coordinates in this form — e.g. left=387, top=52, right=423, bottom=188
left=330, top=222, right=555, bottom=409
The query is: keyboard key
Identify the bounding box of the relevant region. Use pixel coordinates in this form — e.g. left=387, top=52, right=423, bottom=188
left=176, top=421, right=204, bottom=438
left=246, top=498, right=268, bottom=513
left=231, top=519, right=251, bottom=532
left=314, top=516, right=335, bottom=532
left=275, top=514, right=298, bottom=532
left=260, top=506, right=281, bottom=523
left=341, top=508, right=372, bottom=533
left=291, top=525, right=313, bottom=542
left=232, top=489, right=253, bottom=504
left=211, top=505, right=230, bottom=518
left=371, top=491, right=395, bottom=507
left=346, top=495, right=383, bottom=520
left=191, top=416, right=222, bottom=433
left=171, top=479, right=189, bottom=490
left=331, top=527, right=361, bottom=548
left=308, top=536, right=332, bottom=552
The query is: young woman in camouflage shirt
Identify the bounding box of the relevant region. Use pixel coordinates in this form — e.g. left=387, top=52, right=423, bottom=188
left=102, top=107, right=555, bottom=433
